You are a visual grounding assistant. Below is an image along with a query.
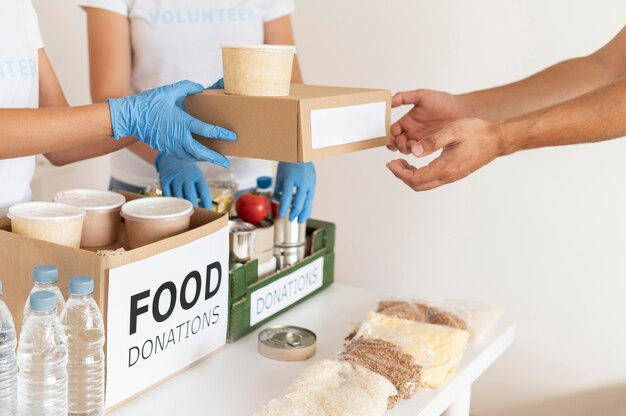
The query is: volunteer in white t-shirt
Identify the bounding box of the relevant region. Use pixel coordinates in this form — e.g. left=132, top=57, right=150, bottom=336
left=0, top=0, right=235, bottom=214
left=80, top=0, right=316, bottom=222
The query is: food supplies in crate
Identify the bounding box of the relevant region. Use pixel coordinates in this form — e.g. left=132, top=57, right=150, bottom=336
left=227, top=220, right=335, bottom=342
left=256, top=298, right=501, bottom=415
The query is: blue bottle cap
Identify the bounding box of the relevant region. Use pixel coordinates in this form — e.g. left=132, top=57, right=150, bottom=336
left=256, top=176, right=272, bottom=189
left=33, top=265, right=58, bottom=284
left=29, top=291, right=57, bottom=312
left=68, top=276, right=93, bottom=296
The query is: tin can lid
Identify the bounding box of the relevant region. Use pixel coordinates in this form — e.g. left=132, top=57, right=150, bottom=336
left=228, top=220, right=256, bottom=234
left=258, top=325, right=317, bottom=361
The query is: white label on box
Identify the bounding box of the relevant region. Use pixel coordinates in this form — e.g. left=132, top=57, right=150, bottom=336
left=250, top=256, right=324, bottom=326
left=105, top=227, right=229, bottom=409
left=310, top=101, right=387, bottom=149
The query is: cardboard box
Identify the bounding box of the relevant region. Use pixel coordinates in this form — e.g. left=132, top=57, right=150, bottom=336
left=186, top=84, right=391, bottom=162
left=0, top=192, right=229, bottom=412
left=228, top=219, right=335, bottom=342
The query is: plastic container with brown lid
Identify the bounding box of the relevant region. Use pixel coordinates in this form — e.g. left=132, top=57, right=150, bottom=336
left=54, top=189, right=126, bottom=247
left=121, top=197, right=193, bottom=249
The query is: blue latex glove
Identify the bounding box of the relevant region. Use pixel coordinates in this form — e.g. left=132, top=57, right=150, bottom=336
left=106, top=80, right=235, bottom=167
left=274, top=162, right=316, bottom=223
left=155, top=153, right=212, bottom=208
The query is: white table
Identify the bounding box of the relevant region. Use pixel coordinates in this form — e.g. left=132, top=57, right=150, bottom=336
left=110, top=283, right=515, bottom=416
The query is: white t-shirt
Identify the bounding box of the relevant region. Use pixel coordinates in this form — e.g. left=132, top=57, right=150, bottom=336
left=0, top=1, right=43, bottom=214
left=78, top=0, right=296, bottom=191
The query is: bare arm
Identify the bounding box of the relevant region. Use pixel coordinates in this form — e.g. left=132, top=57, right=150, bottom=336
left=390, top=25, right=626, bottom=154
left=388, top=74, right=626, bottom=191
left=0, top=103, right=113, bottom=159
left=265, top=15, right=303, bottom=84
left=40, top=49, right=136, bottom=165
left=85, top=7, right=156, bottom=165
left=461, top=25, right=626, bottom=119
left=500, top=75, right=626, bottom=153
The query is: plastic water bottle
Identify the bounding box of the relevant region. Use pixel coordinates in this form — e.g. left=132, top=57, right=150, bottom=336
left=23, top=265, right=65, bottom=322
left=0, top=281, right=17, bottom=416
left=255, top=176, right=273, bottom=199
left=17, top=291, right=68, bottom=416
left=61, top=276, right=105, bottom=416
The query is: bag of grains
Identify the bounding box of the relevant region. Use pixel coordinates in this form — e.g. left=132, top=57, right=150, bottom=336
left=337, top=337, right=422, bottom=409
left=376, top=299, right=502, bottom=343
left=254, top=359, right=397, bottom=416
left=356, top=312, right=470, bottom=389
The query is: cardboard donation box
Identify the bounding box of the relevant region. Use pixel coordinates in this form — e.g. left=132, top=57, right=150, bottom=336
left=186, top=84, right=391, bottom=162
left=0, top=192, right=229, bottom=412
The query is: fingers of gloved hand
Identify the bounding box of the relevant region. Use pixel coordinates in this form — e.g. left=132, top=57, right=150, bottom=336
left=196, top=178, right=213, bottom=209
left=298, top=188, right=314, bottom=224
left=170, top=177, right=187, bottom=200
left=182, top=180, right=199, bottom=207
left=161, top=179, right=173, bottom=197
left=171, top=80, right=204, bottom=97
left=289, top=186, right=307, bottom=222
left=206, top=78, right=224, bottom=90
left=181, top=137, right=231, bottom=167
left=186, top=115, right=237, bottom=142
left=278, top=179, right=295, bottom=218
left=273, top=171, right=285, bottom=201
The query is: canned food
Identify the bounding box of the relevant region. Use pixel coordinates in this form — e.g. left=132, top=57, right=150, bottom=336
left=258, top=325, right=317, bottom=361
left=271, top=200, right=306, bottom=246
left=274, top=244, right=305, bottom=270
left=255, top=219, right=275, bottom=253
left=229, top=220, right=256, bottom=263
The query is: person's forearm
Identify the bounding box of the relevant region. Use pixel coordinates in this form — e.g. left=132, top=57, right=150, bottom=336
left=0, top=104, right=114, bottom=159
left=461, top=55, right=619, bottom=120
left=498, top=75, right=626, bottom=155
left=36, top=48, right=137, bottom=166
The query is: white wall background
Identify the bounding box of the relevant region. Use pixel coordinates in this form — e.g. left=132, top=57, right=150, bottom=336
left=32, top=1, right=626, bottom=415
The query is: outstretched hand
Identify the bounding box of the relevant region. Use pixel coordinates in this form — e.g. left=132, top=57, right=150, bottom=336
left=389, top=89, right=468, bottom=154
left=387, top=118, right=505, bottom=191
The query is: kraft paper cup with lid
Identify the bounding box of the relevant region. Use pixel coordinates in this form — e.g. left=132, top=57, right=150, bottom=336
left=121, top=197, right=193, bottom=249
left=221, top=43, right=296, bottom=96
left=54, top=189, right=126, bottom=247
left=8, top=202, right=87, bottom=248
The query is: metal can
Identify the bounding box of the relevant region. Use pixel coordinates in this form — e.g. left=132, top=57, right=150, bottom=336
left=258, top=325, right=317, bottom=361
left=274, top=244, right=305, bottom=270
left=229, top=220, right=256, bottom=263
left=271, top=199, right=306, bottom=246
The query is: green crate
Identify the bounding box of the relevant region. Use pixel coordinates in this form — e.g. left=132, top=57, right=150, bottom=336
left=227, top=220, right=336, bottom=342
